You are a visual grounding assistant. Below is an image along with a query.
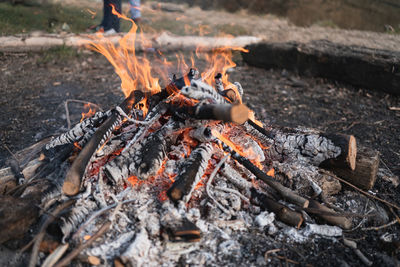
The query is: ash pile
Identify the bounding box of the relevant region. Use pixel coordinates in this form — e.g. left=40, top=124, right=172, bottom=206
left=1, top=69, right=399, bottom=267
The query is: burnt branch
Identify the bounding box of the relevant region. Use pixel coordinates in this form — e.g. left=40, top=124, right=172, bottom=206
left=62, top=90, right=144, bottom=196
left=167, top=143, right=213, bottom=203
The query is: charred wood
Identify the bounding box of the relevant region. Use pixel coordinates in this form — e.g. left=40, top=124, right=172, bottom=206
left=62, top=90, right=144, bottom=196
left=104, top=120, right=177, bottom=183
left=220, top=142, right=309, bottom=208
left=181, top=80, right=228, bottom=104
left=46, top=110, right=110, bottom=150
left=167, top=143, right=213, bottom=203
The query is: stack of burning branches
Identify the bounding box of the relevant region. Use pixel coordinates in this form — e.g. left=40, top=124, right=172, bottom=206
left=3, top=64, right=395, bottom=266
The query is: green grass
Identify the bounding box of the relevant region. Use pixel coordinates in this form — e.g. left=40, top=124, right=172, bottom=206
left=35, top=45, right=80, bottom=64
left=0, top=2, right=101, bottom=36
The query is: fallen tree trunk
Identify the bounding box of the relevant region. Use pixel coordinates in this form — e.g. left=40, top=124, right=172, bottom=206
left=243, top=40, right=400, bottom=95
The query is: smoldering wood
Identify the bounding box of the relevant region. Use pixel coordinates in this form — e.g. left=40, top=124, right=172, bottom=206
left=222, top=143, right=309, bottom=208
left=251, top=188, right=304, bottom=228
left=46, top=110, right=110, bottom=150
left=104, top=120, right=177, bottom=183
left=62, top=90, right=145, bottom=196
left=167, top=143, right=213, bottom=203
left=322, top=146, right=379, bottom=190
left=181, top=80, right=228, bottom=104
left=176, top=103, right=250, bottom=124
left=165, top=219, right=201, bottom=242
left=242, top=40, right=400, bottom=95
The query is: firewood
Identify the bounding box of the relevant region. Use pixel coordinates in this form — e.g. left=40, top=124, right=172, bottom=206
left=167, top=143, right=213, bottom=203
left=62, top=90, right=144, bottom=196
left=104, top=120, right=177, bottom=183
left=178, top=103, right=250, bottom=124
left=181, top=80, right=228, bottom=104
left=322, top=146, right=379, bottom=190
left=46, top=111, right=110, bottom=150
left=251, top=189, right=304, bottom=228
left=165, top=220, right=201, bottom=242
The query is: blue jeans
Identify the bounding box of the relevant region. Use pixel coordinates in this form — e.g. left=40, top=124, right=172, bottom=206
left=129, top=0, right=141, bottom=20
left=101, top=0, right=122, bottom=32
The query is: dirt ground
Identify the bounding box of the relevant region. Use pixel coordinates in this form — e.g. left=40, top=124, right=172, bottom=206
left=0, top=46, right=399, bottom=265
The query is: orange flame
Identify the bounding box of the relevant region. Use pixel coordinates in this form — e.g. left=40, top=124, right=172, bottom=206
left=80, top=104, right=96, bottom=123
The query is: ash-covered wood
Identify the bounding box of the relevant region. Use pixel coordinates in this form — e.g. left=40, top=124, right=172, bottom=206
left=165, top=220, right=201, bottom=242
left=46, top=110, right=110, bottom=150
left=62, top=90, right=144, bottom=196
left=104, top=120, right=177, bottom=183
left=181, top=80, right=228, bottom=104
left=167, top=143, right=213, bottom=203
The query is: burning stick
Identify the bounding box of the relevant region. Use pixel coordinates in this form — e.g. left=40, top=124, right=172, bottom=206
left=62, top=90, right=144, bottom=196
left=167, top=143, right=213, bottom=203
left=175, top=103, right=250, bottom=124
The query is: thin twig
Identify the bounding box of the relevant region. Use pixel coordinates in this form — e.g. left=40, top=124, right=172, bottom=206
left=361, top=219, right=398, bottom=231
left=54, top=221, right=112, bottom=267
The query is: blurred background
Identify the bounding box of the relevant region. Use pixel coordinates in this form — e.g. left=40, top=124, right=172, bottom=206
left=0, top=0, right=399, bottom=36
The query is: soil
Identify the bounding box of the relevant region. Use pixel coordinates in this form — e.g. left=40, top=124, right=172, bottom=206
left=0, top=47, right=399, bottom=266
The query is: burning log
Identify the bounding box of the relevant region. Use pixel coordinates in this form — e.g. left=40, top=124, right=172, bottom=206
left=181, top=80, right=229, bottom=104
left=176, top=103, right=250, bottom=124
left=167, top=143, right=213, bottom=203
left=62, top=90, right=145, bottom=196
left=251, top=188, right=304, bottom=228
left=104, top=120, right=177, bottom=183
left=46, top=110, right=110, bottom=150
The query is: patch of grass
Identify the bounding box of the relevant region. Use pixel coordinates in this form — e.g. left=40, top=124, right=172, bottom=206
left=0, top=2, right=101, bottom=36
left=313, top=20, right=339, bottom=29
left=35, top=45, right=79, bottom=64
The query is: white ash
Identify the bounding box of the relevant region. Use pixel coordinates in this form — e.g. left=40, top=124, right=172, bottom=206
left=303, top=224, right=343, bottom=237
left=254, top=211, right=275, bottom=229
left=87, top=231, right=135, bottom=259
left=119, top=228, right=151, bottom=267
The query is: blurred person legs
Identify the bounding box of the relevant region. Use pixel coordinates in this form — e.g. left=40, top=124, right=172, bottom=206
left=100, top=0, right=122, bottom=33
left=129, top=0, right=141, bottom=24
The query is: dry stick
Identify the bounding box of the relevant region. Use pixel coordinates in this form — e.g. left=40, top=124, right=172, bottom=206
left=332, top=174, right=400, bottom=210
left=54, top=221, right=112, bottom=267
left=361, top=219, right=398, bottom=231
left=63, top=90, right=144, bottom=196
left=28, top=199, right=75, bottom=267
left=64, top=99, right=103, bottom=130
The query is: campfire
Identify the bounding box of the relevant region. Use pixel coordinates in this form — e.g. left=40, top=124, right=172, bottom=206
left=1, top=9, right=398, bottom=267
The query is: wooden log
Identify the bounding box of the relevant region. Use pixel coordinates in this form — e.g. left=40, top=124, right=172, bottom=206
left=177, top=103, right=250, bottom=124
left=181, top=80, right=228, bottom=104
left=62, top=90, right=144, bottom=196
left=251, top=188, right=303, bottom=228
left=242, top=40, right=400, bottom=95
left=167, top=143, right=213, bottom=203
left=322, top=146, right=379, bottom=190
